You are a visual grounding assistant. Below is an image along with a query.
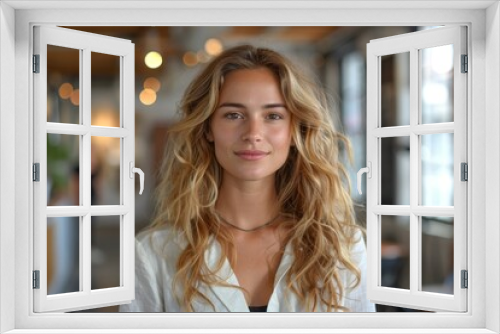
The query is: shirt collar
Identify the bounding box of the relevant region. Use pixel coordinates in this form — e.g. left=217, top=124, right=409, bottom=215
left=203, top=236, right=295, bottom=312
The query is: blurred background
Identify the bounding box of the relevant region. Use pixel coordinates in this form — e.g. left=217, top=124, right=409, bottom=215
left=45, top=26, right=454, bottom=312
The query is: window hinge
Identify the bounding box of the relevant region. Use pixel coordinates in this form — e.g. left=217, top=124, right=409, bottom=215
left=461, top=54, right=468, bottom=73
left=461, top=163, right=468, bottom=181
left=33, top=54, right=40, bottom=73
left=33, top=270, right=40, bottom=289
left=33, top=163, right=40, bottom=182
left=461, top=270, right=468, bottom=289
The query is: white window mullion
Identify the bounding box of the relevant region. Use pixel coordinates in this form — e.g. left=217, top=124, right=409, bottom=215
left=81, top=214, right=90, bottom=294
left=409, top=46, right=420, bottom=296
left=372, top=126, right=411, bottom=138
left=81, top=47, right=92, bottom=296
left=46, top=123, right=87, bottom=135
left=90, top=206, right=129, bottom=216
left=373, top=123, right=454, bottom=138
left=90, top=126, right=130, bottom=138
left=412, top=206, right=454, bottom=217
left=372, top=205, right=456, bottom=218
left=372, top=205, right=411, bottom=215
left=46, top=206, right=88, bottom=217
left=413, top=123, right=454, bottom=135
left=46, top=123, right=130, bottom=137
left=46, top=206, right=129, bottom=217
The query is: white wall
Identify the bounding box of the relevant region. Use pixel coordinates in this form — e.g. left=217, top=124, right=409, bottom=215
left=0, top=2, right=16, bottom=333
left=486, top=2, right=500, bottom=333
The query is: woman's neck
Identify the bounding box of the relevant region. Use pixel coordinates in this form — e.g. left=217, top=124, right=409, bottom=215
left=215, top=177, right=279, bottom=231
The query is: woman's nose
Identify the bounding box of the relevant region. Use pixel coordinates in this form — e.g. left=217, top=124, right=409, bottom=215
left=241, top=118, right=262, bottom=142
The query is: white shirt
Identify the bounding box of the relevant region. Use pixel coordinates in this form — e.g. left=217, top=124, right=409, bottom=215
left=119, top=226, right=376, bottom=312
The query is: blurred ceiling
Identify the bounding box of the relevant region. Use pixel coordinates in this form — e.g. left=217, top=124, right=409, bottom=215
left=52, top=26, right=343, bottom=77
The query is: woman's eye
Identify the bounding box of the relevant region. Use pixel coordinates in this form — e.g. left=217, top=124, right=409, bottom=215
left=224, top=112, right=243, bottom=120
left=267, top=113, right=283, bottom=120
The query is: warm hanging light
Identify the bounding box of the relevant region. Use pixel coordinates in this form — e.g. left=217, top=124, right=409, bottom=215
left=205, top=38, right=223, bottom=56
left=183, top=51, right=198, bottom=67
left=70, top=89, right=79, bottom=106
left=58, top=82, right=73, bottom=100
left=139, top=88, right=157, bottom=106
left=145, top=51, right=163, bottom=69
left=144, top=77, right=161, bottom=92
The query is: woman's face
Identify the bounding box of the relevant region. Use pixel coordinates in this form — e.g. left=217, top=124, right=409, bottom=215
left=208, top=68, right=293, bottom=184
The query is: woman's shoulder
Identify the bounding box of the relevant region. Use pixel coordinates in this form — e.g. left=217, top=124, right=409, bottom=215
left=348, top=228, right=367, bottom=260
left=135, top=224, right=187, bottom=256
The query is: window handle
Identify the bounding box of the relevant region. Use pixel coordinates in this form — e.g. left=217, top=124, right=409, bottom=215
left=357, top=162, right=372, bottom=195
left=129, top=162, right=144, bottom=195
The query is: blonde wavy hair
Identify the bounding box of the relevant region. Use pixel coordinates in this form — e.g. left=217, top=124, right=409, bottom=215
left=151, top=44, right=362, bottom=312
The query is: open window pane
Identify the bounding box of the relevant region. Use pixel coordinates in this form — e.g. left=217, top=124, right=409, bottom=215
left=47, top=216, right=80, bottom=295
left=381, top=215, right=410, bottom=290
left=421, top=45, right=454, bottom=124
left=381, top=52, right=410, bottom=127
left=421, top=216, right=454, bottom=295
left=381, top=136, right=410, bottom=205
left=91, top=52, right=121, bottom=127
left=47, top=134, right=80, bottom=206
left=34, top=25, right=135, bottom=313
left=91, top=136, right=121, bottom=205
left=91, top=216, right=121, bottom=290
left=47, top=45, right=80, bottom=124
left=421, top=133, right=454, bottom=206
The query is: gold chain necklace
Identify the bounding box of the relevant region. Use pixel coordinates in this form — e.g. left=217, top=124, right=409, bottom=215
left=215, top=212, right=280, bottom=232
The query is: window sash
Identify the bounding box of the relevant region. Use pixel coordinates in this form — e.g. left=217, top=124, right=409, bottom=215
left=32, top=25, right=136, bottom=313
left=366, top=25, right=468, bottom=312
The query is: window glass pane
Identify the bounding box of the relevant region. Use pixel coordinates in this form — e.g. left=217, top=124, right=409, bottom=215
left=91, top=216, right=120, bottom=290
left=91, top=137, right=121, bottom=205
left=47, top=216, right=80, bottom=295
left=91, top=52, right=121, bottom=127
left=420, top=45, right=454, bottom=124
left=421, top=133, right=454, bottom=206
left=47, top=134, right=80, bottom=206
left=421, top=216, right=454, bottom=295
left=381, top=136, right=410, bottom=205
left=381, top=52, right=410, bottom=127
left=47, top=45, right=80, bottom=124
left=381, top=215, right=410, bottom=290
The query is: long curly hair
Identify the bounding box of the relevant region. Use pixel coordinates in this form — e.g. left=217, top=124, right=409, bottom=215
left=151, top=44, right=361, bottom=312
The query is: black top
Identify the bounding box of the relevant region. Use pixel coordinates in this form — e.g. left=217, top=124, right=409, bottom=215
left=248, top=305, right=268, bottom=312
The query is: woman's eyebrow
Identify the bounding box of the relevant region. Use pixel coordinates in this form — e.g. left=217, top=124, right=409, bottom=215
left=217, top=102, right=286, bottom=109
left=217, top=102, right=245, bottom=109
left=262, top=103, right=286, bottom=109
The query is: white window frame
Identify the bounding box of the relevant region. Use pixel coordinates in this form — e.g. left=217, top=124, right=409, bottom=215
left=0, top=1, right=499, bottom=333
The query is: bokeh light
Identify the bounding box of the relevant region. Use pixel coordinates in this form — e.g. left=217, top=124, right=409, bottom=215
left=183, top=51, right=198, bottom=67
left=70, top=89, right=79, bottom=106
left=205, top=38, right=223, bottom=56
left=139, top=88, right=157, bottom=106
left=143, top=77, right=161, bottom=92
left=144, top=51, right=163, bottom=69
left=58, top=83, right=74, bottom=100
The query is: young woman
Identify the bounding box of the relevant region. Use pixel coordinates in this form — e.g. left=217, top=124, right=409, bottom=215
left=120, top=45, right=375, bottom=313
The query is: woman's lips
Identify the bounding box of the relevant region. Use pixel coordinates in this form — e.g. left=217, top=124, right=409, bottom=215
left=234, top=150, right=269, bottom=160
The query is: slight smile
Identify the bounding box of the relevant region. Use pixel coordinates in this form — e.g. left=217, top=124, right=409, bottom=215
left=234, top=150, right=270, bottom=161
